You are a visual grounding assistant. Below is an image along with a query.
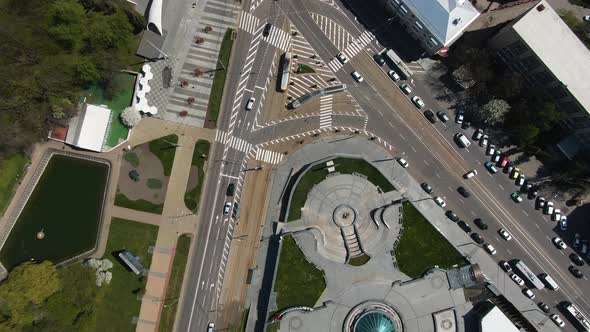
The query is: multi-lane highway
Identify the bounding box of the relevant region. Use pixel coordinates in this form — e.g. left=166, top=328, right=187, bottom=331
left=172, top=0, right=589, bottom=330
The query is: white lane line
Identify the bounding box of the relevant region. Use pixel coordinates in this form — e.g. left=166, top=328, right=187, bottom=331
left=435, top=172, right=440, bottom=178
left=221, top=173, right=239, bottom=180
left=498, top=184, right=504, bottom=190
left=476, top=160, right=481, bottom=165
left=410, top=146, right=416, bottom=152
left=506, top=248, right=512, bottom=255
left=424, top=160, right=430, bottom=166
left=535, top=223, right=540, bottom=229
left=471, top=211, right=476, bottom=216
left=523, top=210, right=529, bottom=216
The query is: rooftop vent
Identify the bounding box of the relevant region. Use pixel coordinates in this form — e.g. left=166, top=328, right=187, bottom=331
left=537, top=4, right=545, bottom=11
left=457, top=0, right=466, bottom=4
left=452, top=18, right=462, bottom=25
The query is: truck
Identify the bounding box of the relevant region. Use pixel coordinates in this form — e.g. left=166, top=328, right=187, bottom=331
left=564, top=302, right=590, bottom=331
left=514, top=260, right=544, bottom=290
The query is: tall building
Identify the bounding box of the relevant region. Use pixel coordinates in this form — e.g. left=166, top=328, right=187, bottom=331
left=489, top=1, right=590, bottom=158
left=384, top=0, right=480, bottom=55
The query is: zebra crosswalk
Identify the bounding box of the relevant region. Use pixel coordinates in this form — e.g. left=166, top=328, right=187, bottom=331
left=255, top=147, right=283, bottom=164
left=215, top=130, right=252, bottom=153
left=239, top=11, right=260, bottom=35
left=327, top=31, right=375, bottom=72
left=310, top=13, right=354, bottom=52
left=319, top=95, right=333, bottom=128
left=263, top=25, right=291, bottom=52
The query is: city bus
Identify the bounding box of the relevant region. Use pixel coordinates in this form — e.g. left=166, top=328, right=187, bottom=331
left=564, top=302, right=590, bottom=331
left=278, top=52, right=291, bottom=92
left=383, top=49, right=413, bottom=80
left=514, top=260, right=544, bottom=290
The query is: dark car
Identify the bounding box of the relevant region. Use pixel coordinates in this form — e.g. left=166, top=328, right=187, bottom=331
left=570, top=253, right=585, bottom=266
left=458, top=220, right=471, bottom=233
left=446, top=210, right=459, bottom=222
left=474, top=218, right=488, bottom=230
left=461, top=121, right=470, bottom=129
left=226, top=183, right=235, bottom=196
left=569, top=266, right=584, bottom=279
left=528, top=188, right=538, bottom=199
left=436, top=111, right=449, bottom=122
left=373, top=54, right=385, bottom=66
left=423, top=109, right=437, bottom=124
left=457, top=186, right=470, bottom=198
left=520, top=183, right=532, bottom=194
left=421, top=182, right=433, bottom=194
left=538, top=302, right=550, bottom=313
left=471, top=232, right=485, bottom=244
left=263, top=23, right=272, bottom=37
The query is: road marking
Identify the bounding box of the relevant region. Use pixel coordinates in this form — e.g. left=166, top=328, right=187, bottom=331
left=471, top=211, right=476, bottom=216
left=435, top=172, right=440, bottom=178
left=220, top=173, right=239, bottom=180
left=522, top=210, right=529, bottom=216
left=498, top=184, right=504, bottom=190
left=423, top=160, right=430, bottom=166
left=410, top=146, right=416, bottom=152
left=399, top=134, right=406, bottom=140
left=476, top=160, right=481, bottom=165
left=244, top=88, right=253, bottom=93
left=535, top=223, right=540, bottom=229
left=506, top=248, right=512, bottom=255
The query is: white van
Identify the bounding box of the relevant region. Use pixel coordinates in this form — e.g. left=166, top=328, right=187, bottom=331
left=540, top=273, right=559, bottom=290
left=455, top=133, right=471, bottom=148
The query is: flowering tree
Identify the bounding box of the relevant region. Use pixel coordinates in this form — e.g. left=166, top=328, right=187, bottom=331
left=195, top=36, right=204, bottom=44
left=194, top=68, right=203, bottom=77
left=204, top=25, right=212, bottom=33
left=120, top=106, right=142, bottom=128
left=476, top=99, right=510, bottom=125
left=180, top=79, right=189, bottom=88
left=179, top=110, right=189, bottom=117
left=186, top=97, right=195, bottom=105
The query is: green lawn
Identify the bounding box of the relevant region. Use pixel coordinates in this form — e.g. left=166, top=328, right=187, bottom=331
left=0, top=153, right=28, bottom=216
left=296, top=64, right=315, bottom=74
left=347, top=254, right=371, bottom=266
left=395, top=202, right=466, bottom=278
left=149, top=134, right=179, bottom=176
left=84, top=73, right=135, bottom=148
left=274, top=235, right=326, bottom=311
left=207, top=29, right=234, bottom=123
left=184, top=140, right=211, bottom=212
left=83, top=218, right=158, bottom=332
left=123, top=152, right=140, bottom=167
left=265, top=322, right=280, bottom=332
left=158, top=235, right=191, bottom=332
left=114, top=192, right=164, bottom=215
left=332, top=158, right=395, bottom=192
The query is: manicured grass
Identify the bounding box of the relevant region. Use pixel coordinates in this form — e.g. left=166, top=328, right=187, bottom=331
left=395, top=202, right=466, bottom=278
left=265, top=322, right=280, bottom=332
left=158, top=235, right=192, bottom=332
left=207, top=29, right=234, bottom=123
left=287, top=164, right=329, bottom=221
left=114, top=192, right=163, bottom=214
left=274, top=235, right=326, bottom=311
left=348, top=254, right=371, bottom=266
left=149, top=134, right=179, bottom=176
left=296, top=64, right=315, bottom=74
left=184, top=140, right=211, bottom=212
left=0, top=153, right=28, bottom=216
left=123, top=152, right=140, bottom=167
left=84, top=73, right=135, bottom=147
left=332, top=157, right=395, bottom=192
left=83, top=218, right=158, bottom=331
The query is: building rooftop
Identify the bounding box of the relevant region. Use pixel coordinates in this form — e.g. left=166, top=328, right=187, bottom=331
left=480, top=305, right=520, bottom=332
left=513, top=1, right=590, bottom=113
left=64, top=103, right=110, bottom=152
left=403, top=0, right=480, bottom=46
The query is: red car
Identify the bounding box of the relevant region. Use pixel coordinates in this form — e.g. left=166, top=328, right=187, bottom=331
left=499, top=156, right=510, bottom=168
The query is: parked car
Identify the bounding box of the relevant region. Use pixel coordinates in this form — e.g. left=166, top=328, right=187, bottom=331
left=552, top=237, right=567, bottom=250
left=454, top=133, right=471, bottom=148
left=504, top=164, right=514, bottom=174
left=387, top=70, right=400, bottom=81
left=208, top=321, right=215, bottom=332
left=336, top=53, right=348, bottom=64
left=544, top=201, right=554, bottom=215
left=226, top=183, right=235, bottom=196
left=479, top=134, right=488, bottom=147
left=552, top=209, right=561, bottom=221
left=351, top=71, right=364, bottom=82
left=574, top=233, right=581, bottom=248
left=509, top=168, right=521, bottom=180
left=421, top=182, right=433, bottom=194
left=245, top=97, right=255, bottom=111
left=484, top=243, right=497, bottom=255
left=458, top=220, right=471, bottom=233
left=400, top=83, right=412, bottom=95
left=560, top=216, right=568, bottom=231
left=457, top=186, right=470, bottom=198
left=550, top=314, right=565, bottom=328
left=374, top=54, right=385, bottom=65
left=411, top=96, right=425, bottom=109
left=397, top=157, right=408, bottom=168
left=471, top=232, right=485, bottom=244
left=433, top=196, right=446, bottom=207
left=498, top=228, right=512, bottom=241
left=582, top=239, right=589, bottom=255
left=511, top=273, right=525, bottom=286
left=486, top=144, right=496, bottom=156
left=461, top=121, right=471, bottom=129
left=456, top=111, right=464, bottom=124
left=473, top=129, right=484, bottom=140
left=570, top=253, right=584, bottom=266
left=491, top=150, right=501, bottom=163
left=484, top=161, right=498, bottom=174
left=223, top=201, right=232, bottom=215
left=536, top=197, right=546, bottom=209
left=511, top=192, right=523, bottom=203
left=499, top=156, right=510, bottom=168
left=538, top=302, right=550, bottom=313
left=437, top=111, right=449, bottom=122
left=445, top=210, right=459, bottom=222
left=515, top=176, right=526, bottom=186
left=464, top=169, right=478, bottom=179
left=523, top=288, right=535, bottom=299
left=500, top=261, right=512, bottom=272
left=528, top=189, right=538, bottom=199
left=474, top=218, right=488, bottom=230
left=569, top=266, right=583, bottom=279
left=521, top=183, right=532, bottom=194
left=423, top=109, right=437, bottom=123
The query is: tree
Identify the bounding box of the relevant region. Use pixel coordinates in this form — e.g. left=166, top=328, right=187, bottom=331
left=513, top=124, right=540, bottom=147
left=0, top=261, right=60, bottom=330
left=120, top=106, right=141, bottom=128
left=476, top=99, right=510, bottom=125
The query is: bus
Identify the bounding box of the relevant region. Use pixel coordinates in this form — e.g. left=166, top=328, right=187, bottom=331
left=514, top=260, right=544, bottom=290
left=278, top=52, right=291, bottom=92
left=564, top=302, right=590, bottom=331
left=383, top=49, right=413, bottom=80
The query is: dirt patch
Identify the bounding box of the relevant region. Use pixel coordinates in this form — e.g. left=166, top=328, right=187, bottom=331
left=118, top=144, right=169, bottom=204
left=186, top=165, right=199, bottom=192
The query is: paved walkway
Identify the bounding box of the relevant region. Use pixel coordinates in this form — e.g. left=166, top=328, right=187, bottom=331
left=112, top=206, right=162, bottom=226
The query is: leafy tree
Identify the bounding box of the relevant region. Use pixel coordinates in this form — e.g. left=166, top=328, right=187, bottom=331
left=476, top=99, right=510, bottom=125
left=513, top=125, right=540, bottom=147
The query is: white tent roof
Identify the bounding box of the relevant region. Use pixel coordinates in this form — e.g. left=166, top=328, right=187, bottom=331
left=73, top=104, right=111, bottom=152
left=480, top=307, right=520, bottom=332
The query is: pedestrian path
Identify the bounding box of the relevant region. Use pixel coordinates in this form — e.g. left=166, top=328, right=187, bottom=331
left=327, top=30, right=375, bottom=72
left=215, top=130, right=252, bottom=153
left=263, top=25, right=291, bottom=52
left=254, top=147, right=284, bottom=164
left=319, top=95, right=333, bottom=128
left=310, top=13, right=354, bottom=52
left=239, top=11, right=260, bottom=35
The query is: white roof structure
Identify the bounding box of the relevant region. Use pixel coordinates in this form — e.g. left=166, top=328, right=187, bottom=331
left=65, top=104, right=111, bottom=152
left=404, top=0, right=480, bottom=46
left=480, top=306, right=520, bottom=332
left=134, top=64, right=158, bottom=115
left=147, top=0, right=163, bottom=35
left=511, top=1, right=590, bottom=113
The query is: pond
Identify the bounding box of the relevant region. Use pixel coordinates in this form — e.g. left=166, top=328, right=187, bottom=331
left=0, top=154, right=109, bottom=270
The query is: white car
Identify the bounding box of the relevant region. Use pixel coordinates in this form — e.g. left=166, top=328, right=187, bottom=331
left=351, top=71, right=364, bottom=82
left=486, top=144, right=495, bottom=156
left=399, top=83, right=412, bottom=95
left=484, top=243, right=497, bottom=255
left=433, top=196, right=446, bottom=208
left=456, top=111, right=464, bottom=124
left=552, top=237, right=567, bottom=250
left=515, top=175, right=525, bottom=186
left=245, top=97, right=255, bottom=111
left=397, top=157, right=408, bottom=168
left=552, top=209, right=561, bottom=221
left=498, top=228, right=512, bottom=241
left=223, top=202, right=232, bottom=215
left=336, top=53, right=348, bottom=64
left=480, top=134, right=489, bottom=147
left=560, top=216, right=568, bottom=231
left=511, top=273, right=525, bottom=286
left=464, top=169, right=478, bottom=179
left=207, top=322, right=215, bottom=332
left=550, top=314, right=565, bottom=328
left=523, top=288, right=535, bottom=299
left=411, top=96, right=425, bottom=109
left=388, top=70, right=400, bottom=81
left=544, top=201, right=554, bottom=215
